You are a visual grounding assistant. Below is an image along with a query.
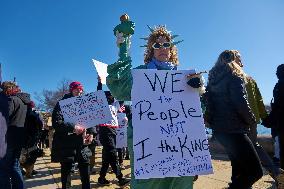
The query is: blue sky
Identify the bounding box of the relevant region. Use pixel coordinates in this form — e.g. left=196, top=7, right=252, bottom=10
left=0, top=0, right=283, bottom=104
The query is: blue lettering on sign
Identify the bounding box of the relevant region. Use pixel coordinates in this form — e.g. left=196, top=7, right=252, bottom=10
left=160, top=121, right=186, bottom=137
left=134, top=154, right=212, bottom=177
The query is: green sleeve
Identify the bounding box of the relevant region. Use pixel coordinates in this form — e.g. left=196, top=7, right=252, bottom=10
left=254, top=82, right=268, bottom=120
left=106, top=56, right=133, bottom=101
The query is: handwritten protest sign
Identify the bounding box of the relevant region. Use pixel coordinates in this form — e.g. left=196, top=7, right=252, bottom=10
left=59, top=91, right=113, bottom=129
left=116, top=113, right=128, bottom=148
left=92, top=59, right=108, bottom=84
left=131, top=69, right=213, bottom=179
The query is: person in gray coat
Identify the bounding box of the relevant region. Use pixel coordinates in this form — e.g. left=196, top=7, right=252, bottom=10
left=0, top=81, right=30, bottom=189
left=205, top=50, right=262, bottom=189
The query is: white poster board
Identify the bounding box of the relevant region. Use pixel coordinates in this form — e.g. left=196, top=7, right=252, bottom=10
left=116, top=113, right=128, bottom=148
left=59, top=91, right=113, bottom=129
left=92, top=59, right=108, bottom=84
left=131, top=69, right=213, bottom=179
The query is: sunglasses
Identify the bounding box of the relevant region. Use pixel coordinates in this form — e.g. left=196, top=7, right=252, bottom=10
left=152, top=42, right=172, bottom=49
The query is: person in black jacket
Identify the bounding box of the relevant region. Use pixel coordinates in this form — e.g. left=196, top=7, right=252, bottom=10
left=273, top=64, right=284, bottom=171
left=96, top=76, right=129, bottom=187
left=52, top=81, right=93, bottom=189
left=20, top=101, right=43, bottom=178
left=0, top=81, right=30, bottom=189
left=206, top=50, right=262, bottom=189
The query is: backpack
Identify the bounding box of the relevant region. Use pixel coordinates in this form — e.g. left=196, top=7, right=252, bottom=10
left=24, top=109, right=43, bottom=147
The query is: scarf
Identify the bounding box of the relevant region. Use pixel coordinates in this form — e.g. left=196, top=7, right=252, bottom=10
left=146, top=58, right=177, bottom=70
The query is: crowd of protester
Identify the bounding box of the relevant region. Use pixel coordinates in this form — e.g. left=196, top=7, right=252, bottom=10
left=1, top=17, right=284, bottom=189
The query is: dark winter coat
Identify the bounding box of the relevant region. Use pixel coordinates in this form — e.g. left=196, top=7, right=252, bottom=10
left=7, top=93, right=30, bottom=149
left=206, top=66, right=256, bottom=133
left=51, top=93, right=94, bottom=163
left=8, top=93, right=30, bottom=128
left=24, top=108, right=43, bottom=148
left=273, top=79, right=284, bottom=132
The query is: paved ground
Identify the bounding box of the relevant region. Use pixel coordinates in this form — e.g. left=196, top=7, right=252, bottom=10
left=23, top=147, right=277, bottom=189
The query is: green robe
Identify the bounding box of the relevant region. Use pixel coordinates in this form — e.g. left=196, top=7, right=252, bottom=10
left=106, top=57, right=193, bottom=189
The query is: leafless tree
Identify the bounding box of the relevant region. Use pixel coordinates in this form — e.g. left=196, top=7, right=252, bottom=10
left=35, top=78, right=71, bottom=112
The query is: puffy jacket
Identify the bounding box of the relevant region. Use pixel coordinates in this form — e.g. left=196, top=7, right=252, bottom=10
left=8, top=93, right=30, bottom=128
left=6, top=93, right=30, bottom=149
left=206, top=65, right=256, bottom=133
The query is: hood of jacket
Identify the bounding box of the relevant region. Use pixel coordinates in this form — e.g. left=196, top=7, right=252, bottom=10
left=15, top=92, right=31, bottom=105
left=207, top=64, right=233, bottom=91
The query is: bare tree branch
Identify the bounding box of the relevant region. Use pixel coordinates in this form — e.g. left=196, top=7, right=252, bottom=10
left=35, top=78, right=71, bottom=112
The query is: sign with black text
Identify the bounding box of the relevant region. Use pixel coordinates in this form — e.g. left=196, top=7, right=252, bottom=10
left=116, top=113, right=128, bottom=148
left=59, top=91, right=113, bottom=128
left=131, top=69, right=213, bottom=179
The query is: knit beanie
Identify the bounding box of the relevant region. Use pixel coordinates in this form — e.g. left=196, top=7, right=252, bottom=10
left=69, top=81, right=84, bottom=92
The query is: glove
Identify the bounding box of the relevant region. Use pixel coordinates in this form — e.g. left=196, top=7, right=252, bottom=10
left=187, top=77, right=202, bottom=88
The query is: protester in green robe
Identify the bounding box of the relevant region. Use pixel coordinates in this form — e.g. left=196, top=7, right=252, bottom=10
left=107, top=14, right=204, bottom=189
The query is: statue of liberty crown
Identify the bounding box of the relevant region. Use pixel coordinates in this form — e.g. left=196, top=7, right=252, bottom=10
left=140, top=25, right=184, bottom=48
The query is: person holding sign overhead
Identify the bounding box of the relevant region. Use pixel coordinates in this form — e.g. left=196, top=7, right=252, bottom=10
left=96, top=76, right=130, bottom=186
left=106, top=14, right=205, bottom=189
left=52, top=81, right=94, bottom=189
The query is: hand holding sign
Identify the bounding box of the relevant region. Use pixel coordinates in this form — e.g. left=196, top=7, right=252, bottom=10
left=98, top=76, right=102, bottom=83
left=92, top=59, right=108, bottom=84
left=187, top=71, right=207, bottom=79
left=74, top=125, right=85, bottom=135
left=59, top=91, right=114, bottom=129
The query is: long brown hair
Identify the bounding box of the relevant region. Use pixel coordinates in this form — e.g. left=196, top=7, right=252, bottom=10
left=209, top=50, right=246, bottom=82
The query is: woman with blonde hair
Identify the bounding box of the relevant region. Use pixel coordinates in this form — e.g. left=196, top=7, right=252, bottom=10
left=206, top=50, right=263, bottom=189
left=107, top=15, right=204, bottom=189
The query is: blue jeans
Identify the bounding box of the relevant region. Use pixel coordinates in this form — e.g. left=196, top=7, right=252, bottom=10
left=0, top=145, right=24, bottom=189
